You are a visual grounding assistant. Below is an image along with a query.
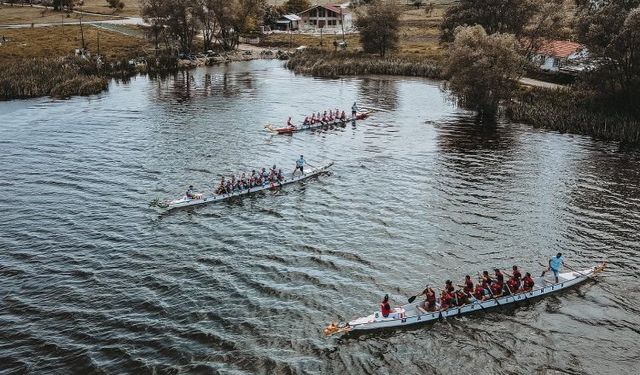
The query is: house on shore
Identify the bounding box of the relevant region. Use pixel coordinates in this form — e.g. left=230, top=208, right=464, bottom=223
left=534, top=40, right=589, bottom=73
left=275, top=14, right=302, bottom=31
left=298, top=4, right=353, bottom=31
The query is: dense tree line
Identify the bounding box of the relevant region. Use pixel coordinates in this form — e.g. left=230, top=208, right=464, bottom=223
left=141, top=0, right=265, bottom=53
left=440, top=0, right=640, bottom=119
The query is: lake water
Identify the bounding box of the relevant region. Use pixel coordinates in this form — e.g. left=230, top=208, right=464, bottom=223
left=1, top=60, right=639, bottom=374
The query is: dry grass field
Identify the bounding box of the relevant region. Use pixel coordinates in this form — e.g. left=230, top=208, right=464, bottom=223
left=0, top=4, right=119, bottom=25
left=0, top=25, right=151, bottom=63
left=80, top=0, right=142, bottom=17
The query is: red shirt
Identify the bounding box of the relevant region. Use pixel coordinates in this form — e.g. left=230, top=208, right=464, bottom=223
left=380, top=302, right=391, bottom=317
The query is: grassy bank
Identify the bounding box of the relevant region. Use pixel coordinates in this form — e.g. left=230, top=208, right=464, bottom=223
left=507, top=88, right=640, bottom=144
left=0, top=58, right=108, bottom=99
left=0, top=24, right=157, bottom=100
left=286, top=48, right=441, bottom=78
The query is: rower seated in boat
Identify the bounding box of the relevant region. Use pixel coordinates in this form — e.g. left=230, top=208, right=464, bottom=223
left=506, top=275, right=519, bottom=295
left=419, top=285, right=437, bottom=311
left=215, top=177, right=226, bottom=195
left=454, top=290, right=468, bottom=306
left=286, top=117, right=296, bottom=129
left=379, top=294, right=404, bottom=319
left=458, top=275, right=474, bottom=295
left=473, top=284, right=486, bottom=301
left=340, top=110, right=346, bottom=120
left=439, top=290, right=454, bottom=310
left=303, top=116, right=311, bottom=126
left=186, top=185, right=197, bottom=199
left=521, top=272, right=535, bottom=292
left=277, top=169, right=284, bottom=181
left=494, top=269, right=505, bottom=295
left=261, top=168, right=269, bottom=180
left=480, top=270, right=492, bottom=296
left=445, top=280, right=455, bottom=294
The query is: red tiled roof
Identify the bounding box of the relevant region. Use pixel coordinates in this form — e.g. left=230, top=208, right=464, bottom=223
left=537, top=40, right=585, bottom=58
left=299, top=4, right=351, bottom=15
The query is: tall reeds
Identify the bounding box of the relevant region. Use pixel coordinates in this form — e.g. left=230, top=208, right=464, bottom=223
left=0, top=58, right=108, bottom=100
left=286, top=49, right=441, bottom=79
left=507, top=87, right=640, bottom=144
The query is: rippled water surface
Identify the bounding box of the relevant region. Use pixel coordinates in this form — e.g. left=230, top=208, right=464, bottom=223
left=1, top=60, right=639, bottom=374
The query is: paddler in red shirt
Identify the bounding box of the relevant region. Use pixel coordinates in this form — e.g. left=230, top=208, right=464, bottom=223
left=522, top=272, right=535, bottom=292
left=458, top=275, right=474, bottom=295
left=380, top=294, right=392, bottom=318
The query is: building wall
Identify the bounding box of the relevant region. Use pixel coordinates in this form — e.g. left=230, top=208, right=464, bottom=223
left=299, top=7, right=352, bottom=30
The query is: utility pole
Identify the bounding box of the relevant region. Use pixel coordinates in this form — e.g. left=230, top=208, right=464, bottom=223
left=340, top=7, right=345, bottom=43
left=79, top=13, right=85, bottom=51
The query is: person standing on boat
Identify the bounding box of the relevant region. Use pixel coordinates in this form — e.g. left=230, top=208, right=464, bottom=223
left=351, top=102, right=359, bottom=118
left=542, top=253, right=565, bottom=283
left=286, top=117, right=296, bottom=129
left=294, top=155, right=305, bottom=175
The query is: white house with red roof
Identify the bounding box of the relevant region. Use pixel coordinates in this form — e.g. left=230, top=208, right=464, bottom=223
left=535, top=40, right=589, bottom=72
left=297, top=4, right=353, bottom=31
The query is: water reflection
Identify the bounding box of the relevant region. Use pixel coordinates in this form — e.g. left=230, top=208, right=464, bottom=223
left=358, top=76, right=398, bottom=111
left=150, top=67, right=256, bottom=102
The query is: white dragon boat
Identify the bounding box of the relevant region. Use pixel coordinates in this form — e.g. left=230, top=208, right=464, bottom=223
left=324, top=263, right=606, bottom=335
left=158, top=162, right=334, bottom=211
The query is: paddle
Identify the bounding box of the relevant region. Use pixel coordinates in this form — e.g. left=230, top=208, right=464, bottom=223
left=503, top=269, right=529, bottom=302
left=408, top=295, right=418, bottom=303
left=479, top=272, right=502, bottom=308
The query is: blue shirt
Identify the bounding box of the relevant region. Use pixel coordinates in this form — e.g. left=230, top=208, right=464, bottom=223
left=550, top=256, right=564, bottom=271
left=296, top=158, right=305, bottom=167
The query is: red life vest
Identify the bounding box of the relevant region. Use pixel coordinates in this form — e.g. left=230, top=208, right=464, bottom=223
left=523, top=276, right=534, bottom=289
left=465, top=280, right=474, bottom=293
left=380, top=302, right=391, bottom=317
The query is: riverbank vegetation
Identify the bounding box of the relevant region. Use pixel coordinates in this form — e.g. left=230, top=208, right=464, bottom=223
left=0, top=58, right=108, bottom=99
left=287, top=48, right=440, bottom=78
left=507, top=87, right=640, bottom=144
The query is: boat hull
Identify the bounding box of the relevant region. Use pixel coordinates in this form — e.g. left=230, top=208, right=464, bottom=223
left=271, top=112, right=370, bottom=134
left=160, top=163, right=333, bottom=211
left=345, top=265, right=603, bottom=332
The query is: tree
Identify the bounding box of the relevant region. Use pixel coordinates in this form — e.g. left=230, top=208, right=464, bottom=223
left=444, top=25, right=526, bottom=118
left=355, top=1, right=401, bottom=57
left=283, top=0, right=310, bottom=14
left=440, top=0, right=564, bottom=43
left=141, top=0, right=168, bottom=51
left=575, top=1, right=640, bottom=95
left=106, top=0, right=125, bottom=9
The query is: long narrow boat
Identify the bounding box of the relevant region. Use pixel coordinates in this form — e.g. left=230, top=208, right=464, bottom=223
left=265, top=112, right=370, bottom=135
left=158, top=162, right=334, bottom=211
left=324, top=263, right=606, bottom=335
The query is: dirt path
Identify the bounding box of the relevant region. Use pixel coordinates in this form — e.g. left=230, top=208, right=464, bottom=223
left=519, top=77, right=565, bottom=90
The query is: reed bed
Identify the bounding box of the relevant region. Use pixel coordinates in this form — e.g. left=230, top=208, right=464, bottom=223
left=507, top=88, right=640, bottom=144
left=0, top=58, right=108, bottom=100
left=286, top=49, right=442, bottom=79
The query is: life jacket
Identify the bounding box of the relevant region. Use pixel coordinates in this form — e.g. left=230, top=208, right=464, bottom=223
left=523, top=276, right=534, bottom=289
left=465, top=280, right=474, bottom=293
left=380, top=302, right=391, bottom=317
left=481, top=276, right=491, bottom=288
left=445, top=284, right=455, bottom=293
left=490, top=282, right=503, bottom=295
left=474, top=286, right=484, bottom=300
left=426, top=291, right=436, bottom=303
left=513, top=270, right=522, bottom=280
